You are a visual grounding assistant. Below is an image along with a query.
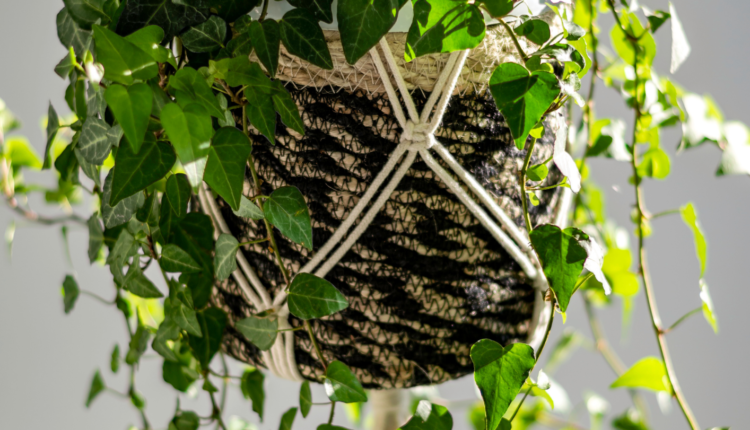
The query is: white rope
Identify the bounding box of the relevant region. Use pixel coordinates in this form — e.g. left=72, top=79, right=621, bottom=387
left=369, top=47, right=408, bottom=129
left=427, top=50, right=470, bottom=134
left=379, top=39, right=420, bottom=122
left=420, top=51, right=460, bottom=125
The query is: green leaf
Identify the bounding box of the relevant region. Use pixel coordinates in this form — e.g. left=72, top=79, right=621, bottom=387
left=272, top=81, right=305, bottom=135
left=263, top=186, right=312, bottom=249
left=43, top=103, right=60, bottom=169
left=644, top=9, right=670, bottom=33
left=324, top=360, right=367, bottom=403
left=405, top=0, right=484, bottom=62
left=480, top=0, right=513, bottom=18
left=612, top=410, right=649, bottom=430
left=169, top=213, right=216, bottom=274
left=205, top=127, right=251, bottom=210
left=171, top=300, right=203, bottom=336
left=399, top=400, right=453, bottom=430
left=163, top=173, right=191, bottom=219
left=529, top=224, right=588, bottom=312
left=244, top=86, right=277, bottom=144
left=287, top=273, right=348, bottom=320
left=236, top=315, right=278, bottom=351
left=214, top=233, right=240, bottom=281
left=62, top=275, right=80, bottom=314
left=125, top=264, right=165, bottom=298
left=161, top=244, right=202, bottom=273
left=182, top=15, right=227, bottom=53
left=241, top=368, right=265, bottom=421
left=317, top=426, right=350, bottom=430
left=562, top=19, right=586, bottom=41
left=212, top=0, right=260, bottom=22
left=611, top=357, right=671, bottom=392
left=699, top=279, right=719, bottom=334
left=78, top=117, right=113, bottom=165
left=102, top=170, right=146, bottom=228
left=111, top=344, right=120, bottom=373
left=299, top=381, right=312, bottom=418
left=125, top=25, right=177, bottom=68
left=172, top=410, right=201, bottom=430
left=515, top=19, right=551, bottom=45
left=170, top=67, right=225, bottom=119
left=104, top=83, right=153, bottom=153
left=610, top=13, right=656, bottom=67
left=117, top=0, right=207, bottom=40
left=55, top=50, right=77, bottom=79
left=637, top=146, right=671, bottom=179
left=668, top=3, right=690, bottom=74
left=489, top=63, right=561, bottom=149
left=111, top=135, right=176, bottom=205
left=279, top=407, right=298, bottom=430
left=85, top=370, right=105, bottom=407
left=338, top=0, right=404, bottom=64
left=163, top=360, right=199, bottom=392
left=107, top=229, right=137, bottom=267
left=526, top=163, right=548, bottom=182
left=5, top=136, right=42, bottom=171
left=280, top=9, right=333, bottom=70
left=93, top=25, right=158, bottom=85
left=250, top=20, right=281, bottom=77
left=188, top=307, right=227, bottom=368
left=87, top=215, right=104, bottom=264
left=220, top=57, right=276, bottom=91
left=126, top=320, right=152, bottom=364
left=57, top=8, right=93, bottom=57
left=161, top=102, right=213, bottom=187
left=233, top=196, right=265, bottom=220
left=680, top=203, right=707, bottom=278
left=63, top=0, right=109, bottom=28
left=227, top=31, right=254, bottom=58
left=471, top=340, right=535, bottom=430
left=290, top=0, right=333, bottom=23
left=153, top=319, right=181, bottom=361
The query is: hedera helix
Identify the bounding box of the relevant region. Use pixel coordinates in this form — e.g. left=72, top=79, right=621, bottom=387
left=0, top=0, right=742, bottom=428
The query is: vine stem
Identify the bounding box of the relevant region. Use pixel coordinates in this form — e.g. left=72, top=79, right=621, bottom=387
left=519, top=137, right=537, bottom=234
left=499, top=19, right=529, bottom=62
left=509, top=386, right=533, bottom=421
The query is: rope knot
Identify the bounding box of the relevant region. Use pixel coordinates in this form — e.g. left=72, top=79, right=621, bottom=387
left=401, top=120, right=434, bottom=150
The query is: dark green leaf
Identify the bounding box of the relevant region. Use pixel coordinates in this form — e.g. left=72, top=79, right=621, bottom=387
left=610, top=357, right=670, bottom=392
left=680, top=203, right=707, bottom=278
left=212, top=0, right=260, bottom=22
left=117, top=0, right=207, bottom=40
left=74, top=79, right=88, bottom=120
left=161, top=244, right=202, bottom=273
left=250, top=20, right=280, bottom=77
left=182, top=15, right=227, bottom=53
left=107, top=229, right=137, bottom=267
left=205, top=127, right=251, bottom=210
left=236, top=315, right=278, bottom=351
left=324, top=360, right=367, bottom=403
left=280, top=9, right=333, bottom=69
left=188, top=307, right=227, bottom=368
left=160, top=173, right=192, bottom=239
left=338, top=0, right=404, bottom=64
left=126, top=320, right=152, bottom=364
left=279, top=407, right=298, bottom=430
left=62, top=275, right=80, bottom=314
left=233, top=196, right=265, bottom=220
left=161, top=102, right=212, bottom=187
left=54, top=142, right=80, bottom=184
left=241, top=368, right=265, bottom=421
left=93, top=25, right=158, bottom=85
left=63, top=0, right=109, bottom=28
left=168, top=213, right=215, bottom=274
left=78, top=117, right=112, bottom=165
left=131, top=390, right=146, bottom=410
left=290, top=0, right=333, bottom=23
left=405, top=0, right=484, bottom=62
left=529, top=224, right=588, bottom=312
left=645, top=9, right=670, bottom=33
left=170, top=67, right=225, bottom=118
left=172, top=410, right=201, bottom=430
left=57, top=8, right=93, bottom=57
left=214, top=233, right=240, bottom=281
left=171, top=300, right=202, bottom=336
left=85, top=370, right=105, bottom=407
left=104, top=83, right=153, bottom=153
left=125, top=25, right=177, bottom=68
left=612, top=410, right=649, bottom=430
left=400, top=401, right=453, bottom=430
left=299, top=381, right=312, bottom=418
left=272, top=81, right=304, bottom=135
left=55, top=50, right=77, bottom=79
left=287, top=273, right=347, bottom=320
left=480, top=0, right=513, bottom=18
left=515, top=19, right=551, bottom=45
left=125, top=264, right=165, bottom=298
left=153, top=318, right=181, bottom=361
left=471, top=340, right=535, bottom=430
left=103, top=170, right=145, bottom=228
left=244, top=86, right=276, bottom=144
left=111, top=344, right=120, bottom=373
left=76, top=148, right=103, bottom=187
left=87, top=215, right=104, bottom=263
left=43, top=103, right=60, bottom=170
left=111, top=136, right=175, bottom=205
left=263, top=186, right=312, bottom=249
left=222, top=57, right=275, bottom=90
left=227, top=31, right=254, bottom=58
left=163, top=359, right=200, bottom=392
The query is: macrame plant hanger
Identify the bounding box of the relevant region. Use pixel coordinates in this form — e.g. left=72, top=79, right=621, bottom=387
left=198, top=36, right=573, bottom=430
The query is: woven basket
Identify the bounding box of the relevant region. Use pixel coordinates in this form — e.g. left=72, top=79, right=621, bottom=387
left=200, top=20, right=567, bottom=389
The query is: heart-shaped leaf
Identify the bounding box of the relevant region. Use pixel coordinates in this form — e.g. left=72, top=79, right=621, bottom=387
left=299, top=381, right=312, bottom=418
left=117, top=0, right=207, bottom=40
left=290, top=0, right=333, bottom=23
left=233, top=196, right=265, bottom=220
left=125, top=264, right=164, bottom=298
left=280, top=9, right=333, bottom=70
left=63, top=0, right=109, bottom=28
left=236, top=315, right=278, bottom=351
left=244, top=86, right=277, bottom=144
left=400, top=401, right=453, bottom=430
left=214, top=233, right=240, bottom=281
left=161, top=244, right=202, bottom=274
left=78, top=117, right=113, bottom=165
left=324, top=361, right=367, bottom=403
left=169, top=67, right=225, bottom=119
left=272, top=81, right=304, bottom=135
left=188, top=307, right=227, bottom=369
left=160, top=102, right=213, bottom=187
left=102, top=170, right=146, bottom=228
left=338, top=0, right=405, bottom=64
left=405, top=0, right=485, bottom=62
left=249, top=20, right=280, bottom=77
left=125, top=25, right=177, bottom=68
left=515, top=18, right=551, bottom=45
left=110, top=135, right=176, bottom=206
left=57, top=8, right=93, bottom=57
left=263, top=186, right=312, bottom=249
left=241, top=368, right=265, bottom=420
left=93, top=25, right=158, bottom=85
left=204, top=127, right=251, bottom=211
left=278, top=407, right=298, bottom=430
left=62, top=275, right=80, bottom=314
left=182, top=15, right=227, bottom=53
left=611, top=357, right=671, bottom=392
left=104, top=83, right=153, bottom=153
left=287, top=273, right=348, bottom=320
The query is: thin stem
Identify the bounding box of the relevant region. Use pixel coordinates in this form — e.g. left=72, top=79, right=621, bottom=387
left=304, top=320, right=328, bottom=373
left=527, top=181, right=568, bottom=192
left=265, top=218, right=291, bottom=286
left=499, top=19, right=529, bottom=62
left=209, top=389, right=227, bottom=430
left=649, top=208, right=681, bottom=220
left=239, top=238, right=269, bottom=247
left=534, top=299, right=556, bottom=361
left=106, top=387, right=129, bottom=399
left=663, top=307, right=703, bottom=335
left=577, top=0, right=600, bottom=171
left=509, top=386, right=533, bottom=422
left=519, top=138, right=538, bottom=234
left=277, top=326, right=305, bottom=332
left=328, top=401, right=336, bottom=425
left=258, top=0, right=270, bottom=21
left=81, top=289, right=116, bottom=305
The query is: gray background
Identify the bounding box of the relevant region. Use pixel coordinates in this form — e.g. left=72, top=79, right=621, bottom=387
left=1, top=1, right=748, bottom=429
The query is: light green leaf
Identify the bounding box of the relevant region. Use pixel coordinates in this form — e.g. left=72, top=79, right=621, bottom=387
left=637, top=146, right=671, bottom=179
left=529, top=224, right=589, bottom=312
left=102, top=170, right=146, bottom=228
left=399, top=401, right=453, bottom=430
left=126, top=321, right=152, bottom=367
left=171, top=300, right=202, bottom=337
left=214, top=233, right=240, bottom=281
left=317, top=426, right=350, bottom=430
left=107, top=229, right=137, bottom=267
left=668, top=3, right=690, bottom=74
left=611, top=357, right=671, bottom=392
left=78, top=117, right=113, bottom=165
left=104, top=83, right=153, bottom=153
left=250, top=20, right=280, bottom=77
left=87, top=215, right=104, bottom=264
left=233, top=196, right=265, bottom=220
left=161, top=102, right=212, bottom=187
left=85, top=370, right=106, bottom=408
left=205, top=127, right=251, bottom=211
left=62, top=275, right=80, bottom=314
left=480, top=0, right=513, bottom=18
left=405, top=0, right=484, bottom=62
left=699, top=279, right=718, bottom=334
left=236, top=315, right=278, bottom=351
left=43, top=103, right=60, bottom=169
left=93, top=25, right=158, bottom=85
left=111, top=135, right=175, bottom=205
left=244, top=86, right=277, bottom=144
left=111, top=344, right=120, bottom=373
left=161, top=244, right=202, bottom=273
left=241, top=368, right=265, bottom=421
left=57, top=8, right=93, bottom=57
left=152, top=319, right=181, bottom=362
left=169, top=67, right=225, bottom=119
left=287, top=273, right=348, bottom=320
left=338, top=0, right=404, bottom=64
left=610, top=12, right=656, bottom=66
left=280, top=9, right=333, bottom=70
left=263, top=186, right=312, bottom=249
left=188, top=307, right=227, bottom=368
left=324, top=360, right=367, bottom=403
left=680, top=203, right=707, bottom=278
left=299, top=381, right=312, bottom=418
left=526, top=163, right=548, bottom=182
left=471, top=340, right=534, bottom=430
left=182, top=15, right=227, bottom=53
left=279, top=407, right=298, bottom=430
left=272, top=81, right=305, bottom=135
left=5, top=136, right=42, bottom=171
left=515, top=19, right=551, bottom=45
left=125, top=25, right=177, bottom=68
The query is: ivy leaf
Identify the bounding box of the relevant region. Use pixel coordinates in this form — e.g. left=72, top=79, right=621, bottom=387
left=171, top=300, right=203, bottom=336
left=87, top=215, right=104, bottom=264
left=170, top=67, right=225, bottom=119
left=299, top=381, right=312, bottom=418
left=160, top=173, right=192, bottom=239
left=161, top=244, right=202, bottom=273
left=480, top=0, right=513, bottom=18
left=43, top=103, right=60, bottom=170
left=280, top=9, right=333, bottom=70
left=610, top=357, right=671, bottom=392
left=324, top=360, right=367, bottom=403
left=637, top=146, right=671, bottom=179
left=169, top=213, right=215, bottom=274
left=287, top=273, right=348, bottom=320
left=272, top=81, right=305, bottom=135
left=163, top=360, right=199, bottom=392
left=699, top=280, right=719, bottom=334
left=57, top=8, right=93, bottom=57
left=644, top=8, right=670, bottom=33
left=236, top=315, right=278, bottom=351
left=263, top=186, right=312, bottom=249
left=680, top=202, right=707, bottom=278
left=515, top=19, right=551, bottom=45
left=214, top=233, right=240, bottom=281
left=55, top=50, right=77, bottom=79
left=78, top=117, right=112, bottom=165
left=104, top=83, right=153, bottom=153
left=182, top=15, right=227, bottom=53
left=233, top=196, right=265, bottom=220
left=212, top=0, right=260, bottom=22
left=85, top=370, right=106, bottom=408
left=610, top=12, right=656, bottom=67
left=279, top=407, right=298, bottom=430
left=62, top=275, right=80, bottom=314
left=63, top=0, right=109, bottom=28
left=205, top=127, right=251, bottom=210
left=526, top=164, right=548, bottom=182
left=222, top=57, right=276, bottom=91
left=160, top=102, right=213, bottom=187
left=125, top=25, right=177, bottom=68
left=489, top=63, right=561, bottom=149
left=471, top=340, right=535, bottom=430
left=529, top=224, right=588, bottom=312
left=188, top=307, right=227, bottom=368
left=125, top=264, right=165, bottom=298
left=400, top=401, right=453, bottom=430
left=93, top=25, right=158, bottom=85
left=152, top=319, right=181, bottom=362
left=102, top=170, right=146, bottom=228
left=405, top=0, right=484, bottom=62
left=244, top=86, right=277, bottom=144
left=337, top=0, right=404, bottom=64
left=117, top=0, right=207, bottom=40
left=289, top=0, right=332, bottom=23
left=227, top=31, right=254, bottom=58
left=250, top=20, right=280, bottom=77
left=110, top=345, right=120, bottom=373
left=111, top=135, right=176, bottom=205
left=668, top=3, right=690, bottom=74
left=241, top=368, right=265, bottom=421
left=76, top=148, right=102, bottom=188
left=126, top=319, right=152, bottom=365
